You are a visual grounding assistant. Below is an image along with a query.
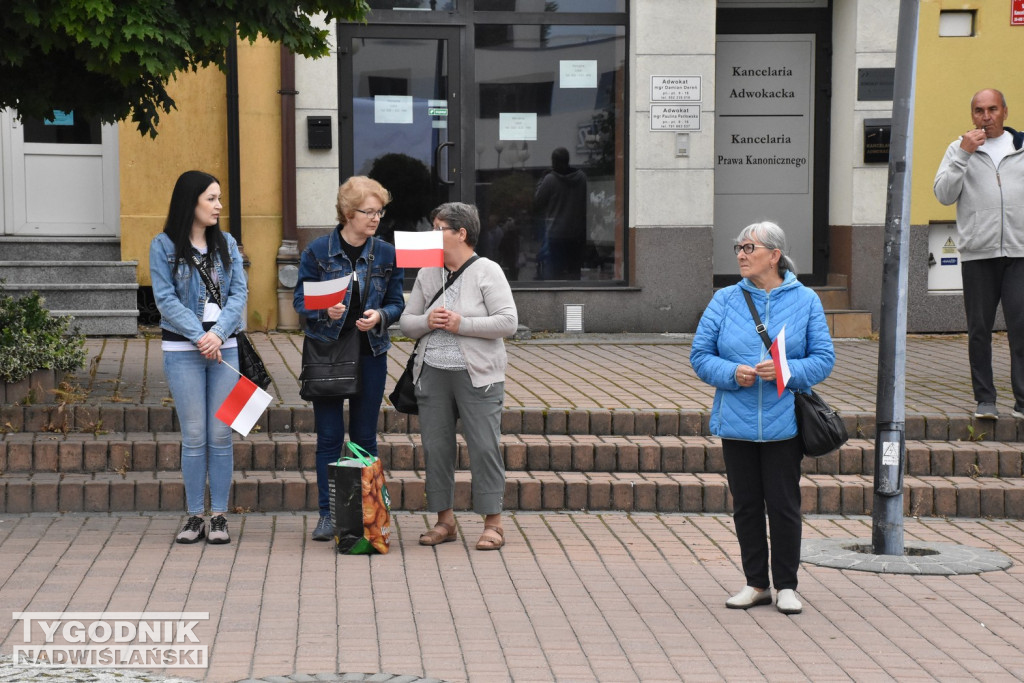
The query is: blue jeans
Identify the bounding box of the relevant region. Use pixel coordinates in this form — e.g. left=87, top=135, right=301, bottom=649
left=163, top=348, right=239, bottom=515
left=312, top=352, right=388, bottom=514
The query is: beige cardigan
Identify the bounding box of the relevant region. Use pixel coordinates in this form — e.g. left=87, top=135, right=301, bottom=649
left=399, top=256, right=518, bottom=387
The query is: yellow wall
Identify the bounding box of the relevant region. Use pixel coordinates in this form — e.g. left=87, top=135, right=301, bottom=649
left=119, top=37, right=283, bottom=329
left=912, top=0, right=1024, bottom=224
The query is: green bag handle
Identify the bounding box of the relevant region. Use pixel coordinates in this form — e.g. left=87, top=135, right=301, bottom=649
left=338, top=441, right=376, bottom=466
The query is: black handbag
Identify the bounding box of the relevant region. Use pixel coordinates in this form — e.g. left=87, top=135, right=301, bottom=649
left=792, top=389, right=849, bottom=457
left=389, top=351, right=419, bottom=414
left=741, top=289, right=847, bottom=457
left=191, top=252, right=272, bottom=390
left=388, top=255, right=478, bottom=414
left=299, top=329, right=361, bottom=400
left=236, top=332, right=272, bottom=390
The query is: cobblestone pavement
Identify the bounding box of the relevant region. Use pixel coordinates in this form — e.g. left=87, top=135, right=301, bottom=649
left=76, top=331, right=1019, bottom=418
left=0, top=511, right=1021, bottom=682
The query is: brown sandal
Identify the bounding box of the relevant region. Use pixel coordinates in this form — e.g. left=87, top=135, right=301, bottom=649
left=419, top=522, right=457, bottom=546
left=475, top=525, right=505, bottom=551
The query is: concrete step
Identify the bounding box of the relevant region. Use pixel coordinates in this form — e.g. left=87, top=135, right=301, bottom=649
left=51, top=310, right=140, bottom=336
left=4, top=434, right=1023, bottom=479
left=1, top=282, right=137, bottom=311
left=813, top=286, right=850, bottom=310
left=0, top=261, right=138, bottom=283
left=824, top=309, right=874, bottom=338
left=0, top=469, right=1020, bottom=518
left=5, top=403, right=1024, bottom=442
left=827, top=273, right=849, bottom=288
left=0, top=236, right=122, bottom=261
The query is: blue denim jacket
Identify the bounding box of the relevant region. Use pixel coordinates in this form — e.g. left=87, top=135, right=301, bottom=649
left=293, top=228, right=405, bottom=356
left=150, top=232, right=248, bottom=344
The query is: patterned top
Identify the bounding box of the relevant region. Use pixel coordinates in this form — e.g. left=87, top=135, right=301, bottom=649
left=423, top=276, right=467, bottom=370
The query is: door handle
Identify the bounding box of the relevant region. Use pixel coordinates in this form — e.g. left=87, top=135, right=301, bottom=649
left=435, top=141, right=455, bottom=185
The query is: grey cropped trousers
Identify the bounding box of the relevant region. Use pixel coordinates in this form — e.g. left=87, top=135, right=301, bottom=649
left=416, top=364, right=506, bottom=515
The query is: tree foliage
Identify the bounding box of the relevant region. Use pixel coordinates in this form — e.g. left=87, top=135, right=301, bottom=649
left=0, top=0, right=369, bottom=137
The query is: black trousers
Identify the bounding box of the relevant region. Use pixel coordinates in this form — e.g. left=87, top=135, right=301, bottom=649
left=722, top=436, right=803, bottom=591
left=961, top=257, right=1024, bottom=410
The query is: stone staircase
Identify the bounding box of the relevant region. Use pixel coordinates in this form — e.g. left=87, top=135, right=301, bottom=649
left=1, top=402, right=1022, bottom=519
left=0, top=237, right=138, bottom=336
left=813, top=273, right=873, bottom=338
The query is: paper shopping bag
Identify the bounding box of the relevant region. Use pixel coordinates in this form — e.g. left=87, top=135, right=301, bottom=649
left=328, top=442, right=391, bottom=554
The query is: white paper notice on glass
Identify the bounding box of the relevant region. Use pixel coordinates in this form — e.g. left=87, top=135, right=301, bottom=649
left=374, top=95, right=414, bottom=124
left=499, top=113, right=537, bottom=141
left=560, top=60, right=597, bottom=89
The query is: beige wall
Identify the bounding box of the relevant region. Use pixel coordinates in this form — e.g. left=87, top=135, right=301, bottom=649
left=119, top=37, right=283, bottom=329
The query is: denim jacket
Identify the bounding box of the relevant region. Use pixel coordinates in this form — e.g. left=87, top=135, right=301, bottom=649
left=150, top=232, right=247, bottom=344
left=293, top=228, right=405, bottom=356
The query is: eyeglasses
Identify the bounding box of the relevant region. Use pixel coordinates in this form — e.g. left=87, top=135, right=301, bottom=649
left=733, top=243, right=772, bottom=255
left=354, top=208, right=386, bottom=219
left=433, top=224, right=461, bottom=232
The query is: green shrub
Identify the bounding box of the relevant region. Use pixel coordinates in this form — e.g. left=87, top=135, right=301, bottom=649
left=0, top=281, right=86, bottom=383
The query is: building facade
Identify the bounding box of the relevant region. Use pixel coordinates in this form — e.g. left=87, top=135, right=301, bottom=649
left=2, top=0, right=1022, bottom=335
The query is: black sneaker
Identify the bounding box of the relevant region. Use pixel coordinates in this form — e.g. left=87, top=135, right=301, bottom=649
left=207, top=515, right=230, bottom=544
left=312, top=514, right=333, bottom=541
left=176, top=516, right=206, bottom=544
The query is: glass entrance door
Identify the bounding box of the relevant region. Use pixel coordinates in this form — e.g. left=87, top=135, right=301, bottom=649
left=337, top=26, right=461, bottom=245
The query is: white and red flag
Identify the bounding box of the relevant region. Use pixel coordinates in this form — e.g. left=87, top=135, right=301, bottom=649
left=215, top=375, right=273, bottom=436
left=303, top=274, right=351, bottom=310
left=394, top=230, right=444, bottom=268
left=769, top=325, right=792, bottom=397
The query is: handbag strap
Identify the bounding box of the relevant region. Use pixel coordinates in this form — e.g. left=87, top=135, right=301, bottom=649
left=428, top=253, right=479, bottom=307
left=190, top=251, right=224, bottom=308
left=741, top=289, right=773, bottom=351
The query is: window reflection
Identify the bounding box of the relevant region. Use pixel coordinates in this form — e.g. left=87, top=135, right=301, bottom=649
left=475, top=0, right=625, bottom=11
left=474, top=24, right=624, bottom=283
left=23, top=111, right=102, bottom=145
left=366, top=0, right=455, bottom=10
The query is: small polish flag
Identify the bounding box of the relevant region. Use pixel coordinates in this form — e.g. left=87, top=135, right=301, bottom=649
left=394, top=231, right=444, bottom=268
left=769, top=325, right=792, bottom=397
left=215, top=375, right=273, bottom=436
left=303, top=274, right=351, bottom=310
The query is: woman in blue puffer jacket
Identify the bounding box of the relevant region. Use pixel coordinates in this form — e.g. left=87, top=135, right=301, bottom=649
left=690, top=221, right=835, bottom=615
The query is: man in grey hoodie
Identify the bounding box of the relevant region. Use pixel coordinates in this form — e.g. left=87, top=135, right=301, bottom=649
left=934, top=88, right=1024, bottom=419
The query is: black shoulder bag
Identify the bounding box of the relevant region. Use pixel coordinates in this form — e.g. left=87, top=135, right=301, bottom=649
left=191, top=252, right=272, bottom=390
left=298, top=238, right=380, bottom=401
left=741, top=289, right=847, bottom=457
left=388, top=255, right=479, bottom=414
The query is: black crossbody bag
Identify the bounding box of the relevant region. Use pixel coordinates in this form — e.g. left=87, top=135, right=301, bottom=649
left=190, top=252, right=272, bottom=390
left=741, top=289, right=847, bottom=457
left=388, top=255, right=479, bottom=414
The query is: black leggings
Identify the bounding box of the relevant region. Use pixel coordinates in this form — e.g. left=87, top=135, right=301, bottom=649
left=722, top=436, right=803, bottom=591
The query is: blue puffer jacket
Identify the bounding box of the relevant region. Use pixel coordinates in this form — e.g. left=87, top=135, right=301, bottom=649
left=690, top=271, right=836, bottom=441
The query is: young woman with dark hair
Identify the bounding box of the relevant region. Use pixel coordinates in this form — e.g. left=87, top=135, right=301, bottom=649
left=150, top=170, right=248, bottom=544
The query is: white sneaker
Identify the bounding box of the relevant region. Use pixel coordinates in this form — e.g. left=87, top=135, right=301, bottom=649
left=725, top=586, right=773, bottom=609
left=776, top=589, right=803, bottom=614
left=1012, top=409, right=1024, bottom=419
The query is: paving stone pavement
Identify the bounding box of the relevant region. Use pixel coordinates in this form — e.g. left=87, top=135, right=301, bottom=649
left=0, top=511, right=1021, bottom=682
left=75, top=331, right=1019, bottom=419
left=3, top=332, right=1024, bottom=681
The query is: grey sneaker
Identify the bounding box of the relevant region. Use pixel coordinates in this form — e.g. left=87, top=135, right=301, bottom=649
left=207, top=515, right=230, bottom=544
left=312, top=514, right=333, bottom=541
left=176, top=516, right=206, bottom=544
left=1012, top=408, right=1024, bottom=419
left=974, top=402, right=998, bottom=419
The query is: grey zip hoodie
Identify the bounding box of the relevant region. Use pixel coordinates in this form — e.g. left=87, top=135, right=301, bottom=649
left=933, top=126, right=1024, bottom=261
